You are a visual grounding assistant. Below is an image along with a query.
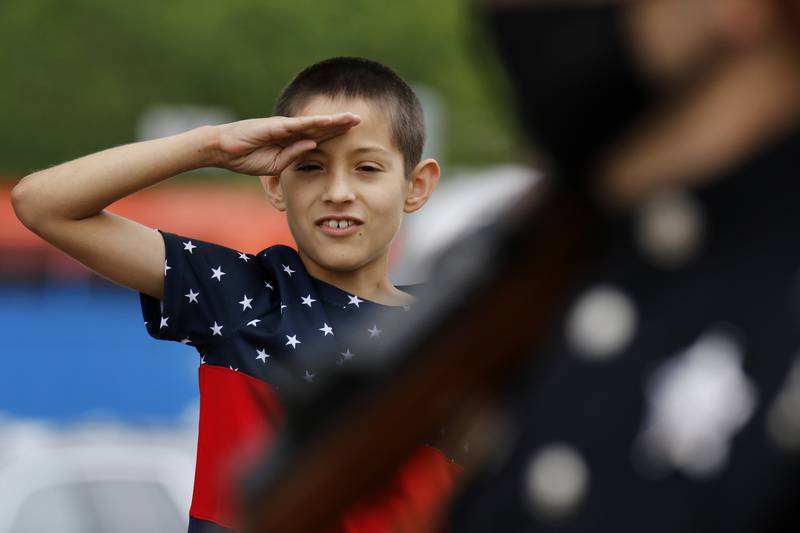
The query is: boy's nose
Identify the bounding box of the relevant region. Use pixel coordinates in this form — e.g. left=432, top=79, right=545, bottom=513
left=321, top=171, right=356, bottom=203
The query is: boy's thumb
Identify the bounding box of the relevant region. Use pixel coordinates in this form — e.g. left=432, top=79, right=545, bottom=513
left=276, top=139, right=317, bottom=171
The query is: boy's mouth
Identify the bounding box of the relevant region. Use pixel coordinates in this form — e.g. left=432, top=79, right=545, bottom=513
left=315, top=215, right=363, bottom=236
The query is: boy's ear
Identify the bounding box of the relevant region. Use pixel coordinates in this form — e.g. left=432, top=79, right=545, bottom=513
left=259, top=174, right=286, bottom=212
left=404, top=158, right=440, bottom=214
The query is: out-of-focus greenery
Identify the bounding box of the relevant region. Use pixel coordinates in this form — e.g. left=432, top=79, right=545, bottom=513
left=0, top=0, right=525, bottom=177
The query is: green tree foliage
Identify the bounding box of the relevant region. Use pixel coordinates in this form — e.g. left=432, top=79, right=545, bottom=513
left=0, top=0, right=524, bottom=176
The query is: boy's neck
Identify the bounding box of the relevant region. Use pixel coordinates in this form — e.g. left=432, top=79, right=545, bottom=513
left=296, top=248, right=412, bottom=307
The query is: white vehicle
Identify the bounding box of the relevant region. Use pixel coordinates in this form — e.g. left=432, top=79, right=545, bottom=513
left=0, top=423, right=195, bottom=533
left=392, top=164, right=540, bottom=284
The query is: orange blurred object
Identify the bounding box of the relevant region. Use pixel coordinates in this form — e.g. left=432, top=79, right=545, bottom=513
left=1, top=180, right=295, bottom=280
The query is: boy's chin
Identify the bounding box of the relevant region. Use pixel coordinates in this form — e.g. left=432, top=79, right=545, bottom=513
left=315, top=254, right=368, bottom=274
left=302, top=248, right=373, bottom=275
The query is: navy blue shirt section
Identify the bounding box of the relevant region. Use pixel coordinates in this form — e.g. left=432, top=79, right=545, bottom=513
left=140, top=231, right=412, bottom=387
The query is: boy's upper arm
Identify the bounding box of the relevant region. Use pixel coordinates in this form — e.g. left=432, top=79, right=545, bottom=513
left=141, top=229, right=270, bottom=347
left=34, top=210, right=166, bottom=299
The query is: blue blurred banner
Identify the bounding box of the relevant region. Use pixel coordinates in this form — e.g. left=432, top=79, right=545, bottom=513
left=0, top=283, right=199, bottom=424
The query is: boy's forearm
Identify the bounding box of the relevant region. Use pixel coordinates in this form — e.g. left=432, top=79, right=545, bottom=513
left=12, top=126, right=220, bottom=224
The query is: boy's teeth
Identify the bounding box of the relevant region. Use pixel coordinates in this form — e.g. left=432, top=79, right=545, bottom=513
left=323, top=219, right=354, bottom=229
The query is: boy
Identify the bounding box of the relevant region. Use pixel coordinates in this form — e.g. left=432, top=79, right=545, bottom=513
left=12, top=57, right=460, bottom=532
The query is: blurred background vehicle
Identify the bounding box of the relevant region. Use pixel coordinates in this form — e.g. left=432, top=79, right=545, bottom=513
left=0, top=422, right=195, bottom=533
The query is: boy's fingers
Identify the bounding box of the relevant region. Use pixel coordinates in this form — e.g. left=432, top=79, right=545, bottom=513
left=288, top=112, right=360, bottom=130
left=239, top=113, right=360, bottom=148
left=280, top=113, right=361, bottom=139
left=309, top=123, right=360, bottom=144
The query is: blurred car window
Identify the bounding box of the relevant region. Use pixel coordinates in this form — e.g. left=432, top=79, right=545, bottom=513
left=10, top=483, right=89, bottom=533
left=88, top=481, right=186, bottom=533
left=10, top=481, right=185, bottom=533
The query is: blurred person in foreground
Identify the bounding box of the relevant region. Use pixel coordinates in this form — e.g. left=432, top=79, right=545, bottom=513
left=11, top=57, right=460, bottom=533
left=448, top=0, right=800, bottom=531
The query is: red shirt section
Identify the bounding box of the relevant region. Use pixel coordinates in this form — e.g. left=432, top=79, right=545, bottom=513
left=340, top=445, right=463, bottom=533
left=190, top=365, right=282, bottom=528
left=190, top=364, right=461, bottom=531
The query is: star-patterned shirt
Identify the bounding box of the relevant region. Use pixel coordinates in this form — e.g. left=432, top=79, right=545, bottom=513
left=141, top=232, right=407, bottom=378
left=140, top=231, right=460, bottom=532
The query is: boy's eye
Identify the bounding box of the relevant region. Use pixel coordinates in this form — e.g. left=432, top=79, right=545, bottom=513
left=296, top=164, right=322, bottom=172
left=357, top=164, right=380, bottom=172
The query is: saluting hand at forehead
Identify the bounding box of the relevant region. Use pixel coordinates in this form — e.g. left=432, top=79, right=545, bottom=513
left=213, top=112, right=361, bottom=176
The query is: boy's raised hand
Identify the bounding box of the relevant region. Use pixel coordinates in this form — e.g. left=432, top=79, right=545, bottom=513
left=214, top=113, right=361, bottom=176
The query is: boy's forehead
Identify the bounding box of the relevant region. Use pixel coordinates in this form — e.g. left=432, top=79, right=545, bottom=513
left=295, top=96, right=399, bottom=155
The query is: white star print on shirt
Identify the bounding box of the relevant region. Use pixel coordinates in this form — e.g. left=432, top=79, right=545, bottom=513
left=180, top=338, right=191, bottom=345
left=319, top=323, right=334, bottom=336
left=185, top=289, right=199, bottom=303
left=265, top=282, right=274, bottom=290
left=160, top=316, right=169, bottom=328
left=211, top=266, right=226, bottom=281
left=286, top=334, right=301, bottom=349
left=239, top=294, right=253, bottom=311
left=256, top=349, right=269, bottom=363
left=368, top=325, right=381, bottom=338
left=238, top=252, right=251, bottom=262
left=164, top=260, right=171, bottom=276
left=183, top=241, right=197, bottom=253
left=348, top=295, right=363, bottom=308
left=280, top=302, right=287, bottom=314
left=246, top=319, right=261, bottom=327
left=301, top=294, right=316, bottom=307
left=304, top=370, right=315, bottom=383
left=210, top=322, right=223, bottom=336
left=282, top=264, right=295, bottom=277
left=341, top=348, right=355, bottom=361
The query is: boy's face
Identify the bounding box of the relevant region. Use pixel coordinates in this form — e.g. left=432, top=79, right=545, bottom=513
left=264, top=96, right=425, bottom=276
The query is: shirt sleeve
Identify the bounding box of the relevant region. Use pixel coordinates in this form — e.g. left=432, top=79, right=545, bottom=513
left=140, top=230, right=270, bottom=350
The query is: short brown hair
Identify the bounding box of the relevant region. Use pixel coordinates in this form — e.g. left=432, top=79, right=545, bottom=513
left=274, top=57, right=425, bottom=176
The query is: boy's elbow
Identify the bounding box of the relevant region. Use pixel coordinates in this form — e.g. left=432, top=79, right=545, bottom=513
left=11, top=178, right=43, bottom=230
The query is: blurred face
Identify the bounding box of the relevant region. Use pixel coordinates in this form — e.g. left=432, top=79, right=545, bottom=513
left=624, top=0, right=775, bottom=89
left=272, top=96, right=412, bottom=274
left=624, top=0, right=715, bottom=83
